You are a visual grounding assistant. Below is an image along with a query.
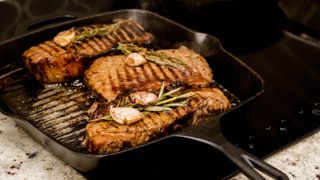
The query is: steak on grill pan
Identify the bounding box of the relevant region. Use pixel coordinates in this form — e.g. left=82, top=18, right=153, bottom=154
left=22, top=19, right=153, bottom=83
left=83, top=45, right=230, bottom=154
left=84, top=87, right=231, bottom=154
left=84, top=46, right=213, bottom=102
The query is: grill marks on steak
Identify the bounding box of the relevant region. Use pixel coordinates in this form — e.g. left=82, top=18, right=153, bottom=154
left=83, top=46, right=230, bottom=154
left=84, top=87, right=231, bottom=153
left=22, top=19, right=153, bottom=83
left=84, top=46, right=213, bottom=102
left=23, top=40, right=84, bottom=84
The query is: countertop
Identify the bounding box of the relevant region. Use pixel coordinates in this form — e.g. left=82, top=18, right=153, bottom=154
left=0, top=113, right=319, bottom=180
left=229, top=130, right=320, bottom=180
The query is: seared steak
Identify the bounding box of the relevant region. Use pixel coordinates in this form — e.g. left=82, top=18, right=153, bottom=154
left=22, top=19, right=153, bottom=83
left=84, top=87, right=231, bottom=154
left=84, top=46, right=213, bottom=102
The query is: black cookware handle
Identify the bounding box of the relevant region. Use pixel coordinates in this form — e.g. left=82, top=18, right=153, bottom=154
left=174, top=117, right=289, bottom=180
left=14, top=12, right=83, bottom=36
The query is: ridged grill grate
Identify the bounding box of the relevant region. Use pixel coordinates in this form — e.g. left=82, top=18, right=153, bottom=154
left=0, top=67, right=91, bottom=152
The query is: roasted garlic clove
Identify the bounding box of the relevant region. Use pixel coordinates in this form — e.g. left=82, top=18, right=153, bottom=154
left=130, top=91, right=158, bottom=105
left=110, top=107, right=143, bottom=125
left=54, top=28, right=76, bottom=47
left=125, top=53, right=147, bottom=66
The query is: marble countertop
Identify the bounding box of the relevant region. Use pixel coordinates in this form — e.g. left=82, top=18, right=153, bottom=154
left=0, top=113, right=319, bottom=180
left=229, top=130, right=320, bottom=180
left=0, top=114, right=85, bottom=180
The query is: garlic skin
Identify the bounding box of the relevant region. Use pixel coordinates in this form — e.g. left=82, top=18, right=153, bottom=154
left=54, top=28, right=76, bottom=47
left=130, top=91, right=158, bottom=105
left=125, top=53, right=147, bottom=66
left=110, top=107, right=143, bottom=125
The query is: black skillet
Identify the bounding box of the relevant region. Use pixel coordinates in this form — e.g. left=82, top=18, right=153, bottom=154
left=0, top=9, right=288, bottom=180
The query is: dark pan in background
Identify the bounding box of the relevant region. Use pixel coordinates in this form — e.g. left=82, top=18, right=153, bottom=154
left=0, top=9, right=288, bottom=179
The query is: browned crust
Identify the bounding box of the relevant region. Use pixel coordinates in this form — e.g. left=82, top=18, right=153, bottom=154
left=84, top=46, right=213, bottom=102
left=84, top=87, right=230, bottom=154
left=22, top=19, right=154, bottom=83
left=22, top=45, right=84, bottom=83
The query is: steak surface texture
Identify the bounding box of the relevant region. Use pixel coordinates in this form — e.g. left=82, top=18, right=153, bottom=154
left=84, top=87, right=231, bottom=154
left=84, top=46, right=213, bottom=102
left=22, top=19, right=153, bottom=83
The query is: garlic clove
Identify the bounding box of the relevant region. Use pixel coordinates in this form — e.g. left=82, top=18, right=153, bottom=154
left=125, top=53, right=147, bottom=66
left=130, top=91, right=158, bottom=106
left=110, top=107, right=143, bottom=125
left=54, top=28, right=76, bottom=47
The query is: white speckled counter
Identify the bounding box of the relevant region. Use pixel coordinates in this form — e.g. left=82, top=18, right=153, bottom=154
left=229, top=130, right=320, bottom=180
left=0, top=112, right=319, bottom=180
left=0, top=114, right=85, bottom=180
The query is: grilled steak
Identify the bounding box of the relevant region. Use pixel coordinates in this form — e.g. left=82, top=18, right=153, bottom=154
left=22, top=19, right=153, bottom=83
left=84, top=87, right=231, bottom=154
left=84, top=46, right=213, bottom=102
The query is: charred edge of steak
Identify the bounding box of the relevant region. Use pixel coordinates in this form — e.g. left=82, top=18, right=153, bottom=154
left=24, top=53, right=85, bottom=83
left=83, top=87, right=231, bottom=154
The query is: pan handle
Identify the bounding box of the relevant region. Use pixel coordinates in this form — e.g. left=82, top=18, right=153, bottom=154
left=174, top=117, right=289, bottom=180
left=14, top=12, right=84, bottom=36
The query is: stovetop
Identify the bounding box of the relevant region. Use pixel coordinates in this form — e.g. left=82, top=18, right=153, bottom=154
left=0, top=0, right=319, bottom=179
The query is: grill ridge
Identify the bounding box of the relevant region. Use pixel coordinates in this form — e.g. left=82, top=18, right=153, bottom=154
left=0, top=69, right=91, bottom=152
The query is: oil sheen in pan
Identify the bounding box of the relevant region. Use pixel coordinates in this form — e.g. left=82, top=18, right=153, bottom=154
left=0, top=65, right=240, bottom=153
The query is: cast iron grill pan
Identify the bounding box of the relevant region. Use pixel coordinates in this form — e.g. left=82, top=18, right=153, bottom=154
left=0, top=69, right=90, bottom=152
left=0, top=9, right=288, bottom=180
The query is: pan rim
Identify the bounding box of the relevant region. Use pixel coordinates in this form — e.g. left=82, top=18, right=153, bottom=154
left=0, top=9, right=265, bottom=158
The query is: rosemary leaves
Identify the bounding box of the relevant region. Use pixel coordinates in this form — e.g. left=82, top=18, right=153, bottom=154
left=117, top=43, right=185, bottom=69
left=54, top=19, right=126, bottom=47
left=90, top=82, right=197, bottom=124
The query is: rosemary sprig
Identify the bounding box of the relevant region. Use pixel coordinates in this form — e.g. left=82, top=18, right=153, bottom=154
left=144, top=54, right=183, bottom=69
left=158, top=81, right=165, bottom=99
left=90, top=83, right=197, bottom=123
left=156, top=91, right=195, bottom=106
left=158, top=87, right=182, bottom=101
left=144, top=106, right=173, bottom=112
left=71, top=19, right=125, bottom=45
left=117, top=42, right=146, bottom=54
left=145, top=51, right=184, bottom=65
left=117, top=96, right=130, bottom=107
left=143, top=87, right=195, bottom=111
left=54, top=19, right=127, bottom=47
left=117, top=43, right=185, bottom=69
left=163, top=101, right=188, bottom=107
